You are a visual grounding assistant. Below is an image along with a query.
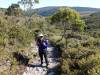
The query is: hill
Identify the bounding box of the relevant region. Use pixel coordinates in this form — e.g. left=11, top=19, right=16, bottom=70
left=0, top=6, right=100, bottom=16
left=0, top=8, right=6, bottom=12
left=34, top=6, right=100, bottom=16
left=84, top=12, right=100, bottom=30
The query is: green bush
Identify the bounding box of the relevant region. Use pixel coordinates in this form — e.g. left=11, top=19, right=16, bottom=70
left=0, top=49, right=18, bottom=75
left=53, top=32, right=100, bottom=75
left=0, top=14, right=48, bottom=75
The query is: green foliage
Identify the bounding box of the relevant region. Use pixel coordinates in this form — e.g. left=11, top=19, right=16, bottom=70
left=18, top=0, right=38, bottom=16
left=0, top=16, right=8, bottom=47
left=54, top=32, right=100, bottom=75
left=74, top=19, right=86, bottom=32
left=50, top=7, right=86, bottom=48
left=0, top=49, right=18, bottom=75
left=51, top=7, right=85, bottom=32
left=18, top=0, right=39, bottom=11
left=0, top=34, right=5, bottom=46
left=84, top=12, right=100, bottom=37
left=51, top=7, right=80, bottom=23
left=0, top=4, right=100, bottom=75
left=5, top=4, right=22, bottom=16
left=34, top=0, right=39, bottom=3
left=0, top=11, right=52, bottom=74
left=8, top=25, right=33, bottom=47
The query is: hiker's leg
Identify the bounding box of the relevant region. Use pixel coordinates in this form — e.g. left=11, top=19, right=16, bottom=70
left=43, top=50, right=48, bottom=65
left=39, top=51, right=43, bottom=65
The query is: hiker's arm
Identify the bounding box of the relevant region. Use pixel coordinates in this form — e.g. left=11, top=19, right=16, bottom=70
left=43, top=40, right=49, bottom=47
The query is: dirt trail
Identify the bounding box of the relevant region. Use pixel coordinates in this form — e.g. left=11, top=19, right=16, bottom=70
left=23, top=44, right=60, bottom=75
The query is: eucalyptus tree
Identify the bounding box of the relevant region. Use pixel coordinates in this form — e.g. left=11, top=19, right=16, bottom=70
left=18, top=0, right=39, bottom=11
left=51, top=8, right=85, bottom=48
left=18, top=0, right=39, bottom=16
left=18, top=0, right=39, bottom=31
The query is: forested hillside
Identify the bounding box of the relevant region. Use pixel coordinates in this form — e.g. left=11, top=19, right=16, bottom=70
left=33, top=6, right=100, bottom=16
left=1, top=6, right=100, bottom=16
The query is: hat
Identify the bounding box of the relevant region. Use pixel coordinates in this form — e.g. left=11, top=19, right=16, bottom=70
left=38, top=33, right=43, bottom=37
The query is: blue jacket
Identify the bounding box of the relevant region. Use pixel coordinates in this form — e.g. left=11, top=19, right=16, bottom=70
left=37, top=38, right=48, bottom=51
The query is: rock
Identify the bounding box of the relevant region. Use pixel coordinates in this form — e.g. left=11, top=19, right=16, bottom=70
left=23, top=72, right=27, bottom=75
left=48, top=72, right=55, bottom=75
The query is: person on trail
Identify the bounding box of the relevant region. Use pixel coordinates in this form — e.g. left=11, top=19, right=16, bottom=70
left=36, top=33, right=49, bottom=67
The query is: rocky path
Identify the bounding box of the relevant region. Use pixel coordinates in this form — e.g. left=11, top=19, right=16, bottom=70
left=23, top=44, right=60, bottom=75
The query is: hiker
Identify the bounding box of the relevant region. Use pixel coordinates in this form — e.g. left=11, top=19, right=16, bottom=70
left=36, top=33, right=49, bottom=67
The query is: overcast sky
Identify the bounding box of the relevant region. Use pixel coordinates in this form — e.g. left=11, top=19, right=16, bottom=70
left=0, top=0, right=100, bottom=9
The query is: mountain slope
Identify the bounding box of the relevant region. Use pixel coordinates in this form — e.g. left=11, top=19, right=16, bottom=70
left=34, top=6, right=100, bottom=16
left=0, top=6, right=100, bottom=16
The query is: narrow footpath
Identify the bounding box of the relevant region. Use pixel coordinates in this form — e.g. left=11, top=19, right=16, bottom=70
left=23, top=43, right=60, bottom=75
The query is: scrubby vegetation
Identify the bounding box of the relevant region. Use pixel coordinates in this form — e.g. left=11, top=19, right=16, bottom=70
left=58, top=33, right=100, bottom=75
left=0, top=10, right=48, bottom=75
left=0, top=3, right=100, bottom=75
left=50, top=31, right=100, bottom=75
left=49, top=8, right=100, bottom=75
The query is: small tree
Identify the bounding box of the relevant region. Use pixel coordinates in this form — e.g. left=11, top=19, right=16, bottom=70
left=18, top=0, right=39, bottom=10
left=6, top=4, right=21, bottom=16
left=51, top=8, right=85, bottom=48
left=18, top=0, right=39, bottom=16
